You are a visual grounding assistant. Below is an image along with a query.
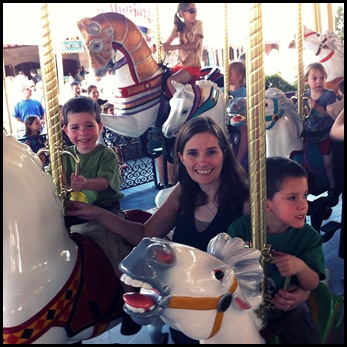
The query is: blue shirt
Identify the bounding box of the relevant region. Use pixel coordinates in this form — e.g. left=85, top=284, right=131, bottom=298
left=12, top=99, right=45, bottom=123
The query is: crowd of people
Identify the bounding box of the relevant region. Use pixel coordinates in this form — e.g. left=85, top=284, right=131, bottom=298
left=5, top=2, right=344, bottom=344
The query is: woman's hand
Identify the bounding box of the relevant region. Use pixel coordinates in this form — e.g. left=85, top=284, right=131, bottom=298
left=272, top=284, right=310, bottom=312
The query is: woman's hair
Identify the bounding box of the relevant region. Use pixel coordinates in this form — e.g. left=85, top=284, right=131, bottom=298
left=87, top=84, right=98, bottom=95
left=174, top=3, right=192, bottom=32
left=24, top=115, right=40, bottom=136
left=62, top=96, right=101, bottom=126
left=174, top=116, right=249, bottom=215
left=102, top=102, right=114, bottom=114
left=266, top=156, right=307, bottom=200
left=304, top=62, right=327, bottom=83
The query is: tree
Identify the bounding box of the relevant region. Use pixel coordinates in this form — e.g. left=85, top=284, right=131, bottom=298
left=335, top=5, right=344, bottom=42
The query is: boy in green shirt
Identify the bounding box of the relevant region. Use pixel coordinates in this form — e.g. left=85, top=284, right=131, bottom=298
left=228, top=156, right=326, bottom=343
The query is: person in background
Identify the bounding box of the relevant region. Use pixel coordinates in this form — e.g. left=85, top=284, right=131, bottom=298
left=11, top=80, right=45, bottom=137
left=227, top=60, right=248, bottom=172
left=87, top=84, right=108, bottom=109
left=22, top=115, right=48, bottom=165
left=162, top=3, right=204, bottom=97
left=71, top=81, right=82, bottom=97
left=102, top=102, right=115, bottom=115
left=299, top=62, right=337, bottom=203
left=29, top=68, right=41, bottom=87
left=228, top=156, right=325, bottom=344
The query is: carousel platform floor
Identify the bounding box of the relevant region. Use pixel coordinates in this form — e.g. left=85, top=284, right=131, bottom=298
left=83, top=187, right=344, bottom=344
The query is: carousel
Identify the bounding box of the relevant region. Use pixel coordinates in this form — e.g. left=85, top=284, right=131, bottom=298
left=3, top=3, right=344, bottom=344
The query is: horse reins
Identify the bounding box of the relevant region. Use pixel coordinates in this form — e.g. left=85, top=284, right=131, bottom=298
left=167, top=278, right=238, bottom=339
left=265, top=98, right=285, bottom=129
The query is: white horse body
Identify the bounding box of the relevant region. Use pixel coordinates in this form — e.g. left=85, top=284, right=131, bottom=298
left=3, top=132, right=124, bottom=344
left=162, top=80, right=227, bottom=138
left=303, top=25, right=344, bottom=83
left=119, top=233, right=265, bottom=344
left=3, top=133, right=77, bottom=342
left=228, top=87, right=303, bottom=158
left=264, top=87, right=303, bottom=157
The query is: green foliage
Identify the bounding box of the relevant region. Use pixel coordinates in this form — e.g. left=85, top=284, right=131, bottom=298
left=335, top=5, right=344, bottom=42
left=265, top=74, right=297, bottom=93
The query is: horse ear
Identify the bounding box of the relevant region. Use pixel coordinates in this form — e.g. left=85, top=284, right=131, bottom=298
left=171, top=80, right=183, bottom=91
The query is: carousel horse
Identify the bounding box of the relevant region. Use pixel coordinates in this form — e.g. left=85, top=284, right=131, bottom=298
left=3, top=131, right=125, bottom=344
left=289, top=25, right=344, bottom=93
left=162, top=79, right=227, bottom=139
left=77, top=12, right=223, bottom=143
left=228, top=87, right=303, bottom=158
left=119, top=233, right=265, bottom=344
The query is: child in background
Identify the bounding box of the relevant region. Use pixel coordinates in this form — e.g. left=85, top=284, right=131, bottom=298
left=162, top=3, right=204, bottom=97
left=23, top=115, right=47, bottom=165
left=227, top=60, right=248, bottom=172
left=228, top=156, right=326, bottom=344
left=61, top=96, right=141, bottom=336
left=300, top=62, right=337, bottom=201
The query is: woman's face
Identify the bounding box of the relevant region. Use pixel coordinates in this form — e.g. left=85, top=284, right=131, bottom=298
left=178, top=132, right=224, bottom=187
left=88, top=87, right=99, bottom=101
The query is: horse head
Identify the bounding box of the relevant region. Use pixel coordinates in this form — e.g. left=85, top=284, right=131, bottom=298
left=162, top=80, right=195, bottom=138
left=119, top=233, right=265, bottom=344
left=77, top=12, right=164, bottom=138
left=162, top=80, right=227, bottom=139
left=303, top=25, right=344, bottom=83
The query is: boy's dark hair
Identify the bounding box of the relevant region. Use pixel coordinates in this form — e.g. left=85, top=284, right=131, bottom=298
left=62, top=96, right=101, bottom=126
left=70, top=81, right=80, bottom=88
left=266, top=157, right=307, bottom=199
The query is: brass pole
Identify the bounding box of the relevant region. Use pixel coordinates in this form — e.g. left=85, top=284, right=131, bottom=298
left=38, top=3, right=63, bottom=198
left=155, top=4, right=162, bottom=64
left=297, top=4, right=305, bottom=122
left=3, top=62, right=13, bottom=134
left=246, top=3, right=267, bottom=327
left=327, top=3, right=335, bottom=32
left=224, top=3, right=230, bottom=114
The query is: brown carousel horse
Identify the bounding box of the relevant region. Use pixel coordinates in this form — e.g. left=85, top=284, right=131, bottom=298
left=77, top=12, right=224, bottom=160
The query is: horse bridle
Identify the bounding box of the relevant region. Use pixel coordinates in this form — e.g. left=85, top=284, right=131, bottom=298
left=265, top=98, right=284, bottom=130
left=166, top=278, right=238, bottom=339
left=304, top=31, right=335, bottom=63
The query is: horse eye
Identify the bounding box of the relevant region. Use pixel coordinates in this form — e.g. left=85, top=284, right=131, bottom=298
left=90, top=40, right=103, bottom=52
left=214, top=269, right=225, bottom=281
left=87, top=22, right=101, bottom=36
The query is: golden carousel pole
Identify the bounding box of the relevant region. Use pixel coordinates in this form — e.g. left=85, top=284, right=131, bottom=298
left=296, top=4, right=305, bottom=122
left=3, top=62, right=13, bottom=134
left=38, top=3, right=64, bottom=198
left=246, top=3, right=268, bottom=327
left=327, top=3, right=335, bottom=32
left=155, top=3, right=163, bottom=64
left=223, top=2, right=230, bottom=122
left=313, top=3, right=322, bottom=33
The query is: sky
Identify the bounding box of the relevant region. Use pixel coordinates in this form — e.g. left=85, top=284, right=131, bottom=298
left=3, top=3, right=343, bottom=47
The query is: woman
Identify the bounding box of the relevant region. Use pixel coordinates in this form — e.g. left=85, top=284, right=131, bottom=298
left=67, top=116, right=249, bottom=343
left=162, top=3, right=204, bottom=97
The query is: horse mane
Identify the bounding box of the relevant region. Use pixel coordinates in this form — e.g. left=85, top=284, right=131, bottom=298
left=265, top=87, right=303, bottom=137
left=207, top=233, right=263, bottom=307
left=324, top=30, right=344, bottom=59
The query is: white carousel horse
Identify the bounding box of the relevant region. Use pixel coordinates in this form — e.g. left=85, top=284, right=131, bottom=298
left=119, top=233, right=265, bottom=344
left=303, top=25, right=344, bottom=92
left=77, top=12, right=165, bottom=138
left=3, top=131, right=125, bottom=344
left=228, top=87, right=303, bottom=158
left=162, top=79, right=227, bottom=139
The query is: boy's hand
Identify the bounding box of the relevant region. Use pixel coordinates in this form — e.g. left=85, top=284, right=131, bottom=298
left=70, top=173, right=87, bottom=191
left=272, top=251, right=304, bottom=277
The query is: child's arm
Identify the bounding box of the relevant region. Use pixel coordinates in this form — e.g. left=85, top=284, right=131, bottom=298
left=272, top=251, right=319, bottom=291
left=70, top=173, right=109, bottom=192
